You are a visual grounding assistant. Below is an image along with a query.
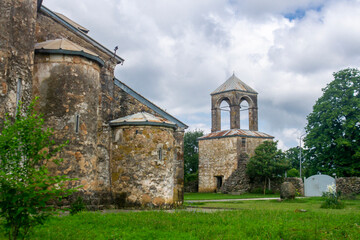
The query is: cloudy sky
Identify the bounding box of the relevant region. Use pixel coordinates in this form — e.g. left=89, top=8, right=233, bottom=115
left=44, top=0, right=360, bottom=150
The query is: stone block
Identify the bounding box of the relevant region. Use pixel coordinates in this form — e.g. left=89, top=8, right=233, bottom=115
left=280, top=182, right=296, bottom=200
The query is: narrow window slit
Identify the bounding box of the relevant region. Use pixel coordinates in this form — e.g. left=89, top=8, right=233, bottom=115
left=75, top=114, right=80, bottom=133
left=158, top=148, right=162, bottom=161
left=15, top=78, right=22, bottom=114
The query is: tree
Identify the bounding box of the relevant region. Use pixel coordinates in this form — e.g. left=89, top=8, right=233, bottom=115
left=184, top=130, right=203, bottom=181
left=287, top=168, right=300, bottom=177
left=0, top=99, right=77, bottom=239
left=305, top=68, right=360, bottom=177
left=285, top=147, right=310, bottom=177
left=246, top=141, right=290, bottom=194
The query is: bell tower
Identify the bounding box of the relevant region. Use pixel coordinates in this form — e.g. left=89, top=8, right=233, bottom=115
left=198, top=73, right=273, bottom=193
left=211, top=73, right=258, bottom=132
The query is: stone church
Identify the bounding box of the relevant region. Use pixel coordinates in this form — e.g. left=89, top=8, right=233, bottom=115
left=0, top=0, right=187, bottom=207
left=198, top=74, right=273, bottom=193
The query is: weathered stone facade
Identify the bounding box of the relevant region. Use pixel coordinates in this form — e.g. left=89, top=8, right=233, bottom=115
left=336, top=177, right=360, bottom=195
left=0, top=0, right=37, bottom=123
left=198, top=74, right=273, bottom=193
left=0, top=1, right=187, bottom=208
left=111, top=125, right=181, bottom=206
left=199, top=134, right=272, bottom=193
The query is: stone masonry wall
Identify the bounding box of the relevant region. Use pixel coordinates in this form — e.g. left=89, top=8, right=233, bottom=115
left=336, top=177, right=360, bottom=195
left=35, top=10, right=118, bottom=205
left=198, top=137, right=238, bottom=192
left=0, top=0, right=37, bottom=124
left=111, top=126, right=177, bottom=207
left=199, top=136, right=270, bottom=193
left=33, top=53, right=112, bottom=204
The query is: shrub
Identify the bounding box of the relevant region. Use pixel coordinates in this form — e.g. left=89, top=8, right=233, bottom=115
left=320, top=184, right=345, bottom=209
left=185, top=172, right=198, bottom=184
left=287, top=168, right=300, bottom=177
left=70, top=197, right=86, bottom=215
left=0, top=99, right=78, bottom=239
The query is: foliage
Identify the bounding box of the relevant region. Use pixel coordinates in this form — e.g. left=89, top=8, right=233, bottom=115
left=0, top=99, right=77, bottom=240
left=184, top=130, right=203, bottom=176
left=69, top=197, right=86, bottom=215
left=287, top=168, right=300, bottom=177
left=285, top=147, right=311, bottom=177
left=246, top=141, right=290, bottom=194
left=285, top=147, right=301, bottom=170
left=184, top=171, right=198, bottom=184
left=305, top=68, right=360, bottom=177
left=321, top=184, right=345, bottom=209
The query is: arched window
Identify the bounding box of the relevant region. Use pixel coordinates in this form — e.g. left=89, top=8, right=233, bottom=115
left=220, top=100, right=230, bottom=130
left=240, top=99, right=249, bottom=130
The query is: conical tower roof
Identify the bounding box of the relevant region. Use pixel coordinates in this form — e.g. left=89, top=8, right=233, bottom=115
left=35, top=38, right=104, bottom=66
left=109, top=112, right=177, bottom=129
left=211, top=73, right=257, bottom=95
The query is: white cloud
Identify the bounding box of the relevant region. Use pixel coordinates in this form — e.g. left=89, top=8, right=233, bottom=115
left=43, top=0, right=360, bottom=149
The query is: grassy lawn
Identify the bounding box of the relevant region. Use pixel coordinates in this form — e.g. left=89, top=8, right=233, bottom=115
left=184, top=192, right=279, bottom=200
left=1, top=197, right=359, bottom=240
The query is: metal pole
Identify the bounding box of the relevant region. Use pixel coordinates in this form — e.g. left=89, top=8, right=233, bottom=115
left=299, top=133, right=306, bottom=179
left=299, top=138, right=302, bottom=179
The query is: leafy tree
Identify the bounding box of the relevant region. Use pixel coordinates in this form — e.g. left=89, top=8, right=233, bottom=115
left=304, top=68, right=360, bottom=177
left=184, top=130, right=203, bottom=181
left=0, top=99, right=77, bottom=239
left=285, top=147, right=310, bottom=177
left=287, top=168, right=299, bottom=177
left=246, top=141, right=290, bottom=194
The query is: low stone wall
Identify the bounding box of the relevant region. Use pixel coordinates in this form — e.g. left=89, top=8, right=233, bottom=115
left=336, top=177, right=360, bottom=195
left=285, top=177, right=304, bottom=196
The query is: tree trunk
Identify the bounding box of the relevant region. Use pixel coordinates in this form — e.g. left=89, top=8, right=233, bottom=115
left=268, top=178, right=271, bottom=190
left=263, top=178, right=267, bottom=195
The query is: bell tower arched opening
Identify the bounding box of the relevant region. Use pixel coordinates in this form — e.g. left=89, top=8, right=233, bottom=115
left=220, top=100, right=230, bottom=131
left=240, top=99, right=249, bottom=130
left=210, top=73, right=258, bottom=132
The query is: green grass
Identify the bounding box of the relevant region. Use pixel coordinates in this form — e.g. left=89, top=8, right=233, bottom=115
left=184, top=192, right=279, bottom=200
left=1, top=197, right=359, bottom=239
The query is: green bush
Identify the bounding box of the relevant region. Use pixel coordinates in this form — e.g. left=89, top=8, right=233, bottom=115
left=287, top=168, right=300, bottom=177
left=184, top=172, right=198, bottom=184
left=320, top=184, right=345, bottom=209
left=70, top=197, right=86, bottom=215
left=0, top=99, right=78, bottom=239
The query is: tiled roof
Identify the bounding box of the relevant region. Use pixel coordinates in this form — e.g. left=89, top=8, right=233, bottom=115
left=35, top=38, right=104, bottom=66
left=211, top=73, right=257, bottom=95
left=114, top=79, right=188, bottom=129
left=54, top=12, right=89, bottom=34
left=35, top=38, right=98, bottom=56
left=109, top=112, right=177, bottom=129
left=199, top=129, right=273, bottom=140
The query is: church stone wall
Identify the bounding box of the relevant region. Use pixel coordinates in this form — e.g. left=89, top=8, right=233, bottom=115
left=0, top=0, right=37, bottom=124
left=198, top=137, right=238, bottom=192
left=33, top=53, right=113, bottom=204
left=111, top=125, right=180, bottom=207
left=199, top=136, right=270, bottom=193
left=1, top=2, right=186, bottom=208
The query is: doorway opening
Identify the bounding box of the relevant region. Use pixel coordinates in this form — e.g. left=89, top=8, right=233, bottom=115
left=215, top=176, right=223, bottom=192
